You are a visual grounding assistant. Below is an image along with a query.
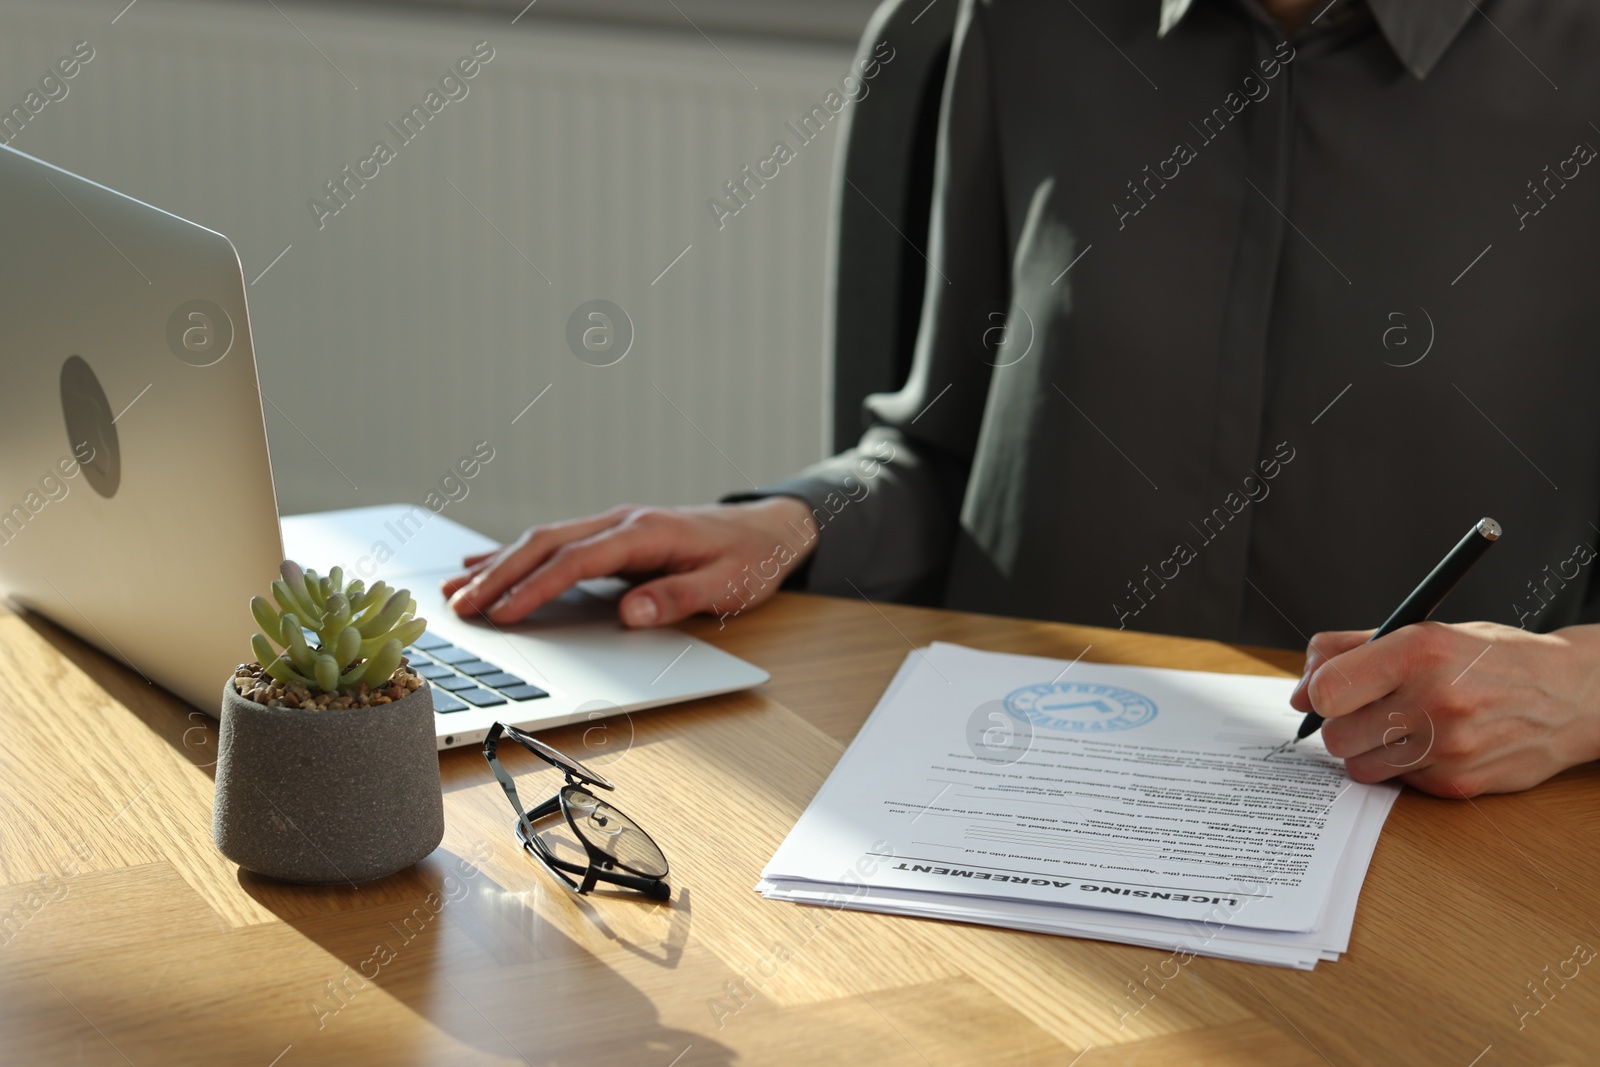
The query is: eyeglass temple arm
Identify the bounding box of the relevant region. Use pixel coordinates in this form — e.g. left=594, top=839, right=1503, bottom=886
left=598, top=869, right=671, bottom=901
left=484, top=726, right=542, bottom=846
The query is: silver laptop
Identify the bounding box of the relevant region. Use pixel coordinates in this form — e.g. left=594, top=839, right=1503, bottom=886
left=0, top=142, right=768, bottom=750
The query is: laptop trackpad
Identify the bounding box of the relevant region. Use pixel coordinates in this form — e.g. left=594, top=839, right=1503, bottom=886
left=402, top=574, right=630, bottom=630
left=517, top=577, right=628, bottom=627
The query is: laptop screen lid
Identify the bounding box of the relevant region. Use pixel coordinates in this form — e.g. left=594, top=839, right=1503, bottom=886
left=0, top=142, right=283, bottom=710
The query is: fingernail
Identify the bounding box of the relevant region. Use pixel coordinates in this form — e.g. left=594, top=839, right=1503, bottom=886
left=1290, top=660, right=1312, bottom=696
left=489, top=594, right=511, bottom=615
left=622, top=596, right=658, bottom=627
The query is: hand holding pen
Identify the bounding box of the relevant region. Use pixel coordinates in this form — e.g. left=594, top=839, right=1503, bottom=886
left=1276, top=518, right=1600, bottom=797
left=1286, top=517, right=1501, bottom=748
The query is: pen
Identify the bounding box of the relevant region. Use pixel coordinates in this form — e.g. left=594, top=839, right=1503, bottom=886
left=1288, top=516, right=1502, bottom=746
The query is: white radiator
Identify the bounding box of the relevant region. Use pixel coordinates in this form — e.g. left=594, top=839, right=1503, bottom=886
left=1, top=0, right=858, bottom=541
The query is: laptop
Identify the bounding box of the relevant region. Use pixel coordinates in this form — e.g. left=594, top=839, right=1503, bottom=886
left=0, top=142, right=769, bottom=750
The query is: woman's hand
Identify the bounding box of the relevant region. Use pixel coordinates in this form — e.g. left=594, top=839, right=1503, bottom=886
left=441, top=497, right=817, bottom=628
left=1288, top=621, right=1600, bottom=797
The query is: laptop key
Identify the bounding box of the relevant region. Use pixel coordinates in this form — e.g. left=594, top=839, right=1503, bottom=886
left=433, top=674, right=479, bottom=692
left=454, top=660, right=502, bottom=677
left=430, top=689, right=468, bottom=713
left=430, top=646, right=478, bottom=664
left=412, top=663, right=454, bottom=680
left=410, top=633, right=451, bottom=650
left=501, top=684, right=549, bottom=701
left=476, top=672, right=524, bottom=689
left=456, top=687, right=507, bottom=707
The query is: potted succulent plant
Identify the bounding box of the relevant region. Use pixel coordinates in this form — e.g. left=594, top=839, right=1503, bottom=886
left=212, top=560, right=444, bottom=884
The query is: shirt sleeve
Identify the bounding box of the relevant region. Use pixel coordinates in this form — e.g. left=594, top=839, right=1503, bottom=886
left=724, top=0, right=1008, bottom=603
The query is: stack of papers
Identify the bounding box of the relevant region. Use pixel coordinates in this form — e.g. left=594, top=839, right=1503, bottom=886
left=759, top=642, right=1399, bottom=969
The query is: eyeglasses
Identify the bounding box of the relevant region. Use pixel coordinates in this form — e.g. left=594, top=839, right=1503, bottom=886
left=483, top=721, right=670, bottom=901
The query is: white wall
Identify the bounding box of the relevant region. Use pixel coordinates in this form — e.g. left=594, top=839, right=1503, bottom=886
left=0, top=0, right=865, bottom=540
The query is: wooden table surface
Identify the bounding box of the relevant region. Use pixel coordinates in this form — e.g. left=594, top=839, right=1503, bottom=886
left=2, top=591, right=1597, bottom=1066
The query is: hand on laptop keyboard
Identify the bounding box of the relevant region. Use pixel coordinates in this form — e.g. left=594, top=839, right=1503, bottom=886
left=440, top=498, right=818, bottom=628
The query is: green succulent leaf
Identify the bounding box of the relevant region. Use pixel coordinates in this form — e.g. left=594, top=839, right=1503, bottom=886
left=360, top=639, right=403, bottom=687
left=391, top=617, right=427, bottom=650
left=254, top=634, right=309, bottom=686
left=281, top=560, right=316, bottom=614
left=351, top=600, right=423, bottom=658
left=358, top=632, right=391, bottom=659
left=304, top=569, right=327, bottom=610
left=314, top=654, right=339, bottom=692
left=353, top=581, right=390, bottom=617
left=271, top=579, right=300, bottom=618
left=250, top=596, right=281, bottom=640
left=334, top=625, right=361, bottom=667
left=260, top=657, right=301, bottom=685
left=284, top=624, right=316, bottom=674
left=251, top=632, right=278, bottom=668
left=324, top=592, right=352, bottom=632
left=358, top=590, right=410, bottom=639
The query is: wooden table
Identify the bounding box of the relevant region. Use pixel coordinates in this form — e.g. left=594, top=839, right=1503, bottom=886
left=2, top=592, right=1597, bottom=1066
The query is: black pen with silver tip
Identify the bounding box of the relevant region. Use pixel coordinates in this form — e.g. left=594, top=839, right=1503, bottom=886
left=1286, top=516, right=1502, bottom=748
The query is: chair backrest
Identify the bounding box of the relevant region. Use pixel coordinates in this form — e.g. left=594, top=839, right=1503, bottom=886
left=826, top=0, right=960, bottom=453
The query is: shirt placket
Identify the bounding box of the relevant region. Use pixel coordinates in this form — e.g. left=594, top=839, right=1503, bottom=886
left=1193, top=18, right=1294, bottom=640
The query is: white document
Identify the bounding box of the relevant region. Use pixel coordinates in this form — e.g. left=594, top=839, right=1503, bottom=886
left=759, top=785, right=1395, bottom=969
left=762, top=643, right=1399, bottom=963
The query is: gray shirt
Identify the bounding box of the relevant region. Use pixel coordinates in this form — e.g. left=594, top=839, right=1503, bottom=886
left=740, top=0, right=1600, bottom=648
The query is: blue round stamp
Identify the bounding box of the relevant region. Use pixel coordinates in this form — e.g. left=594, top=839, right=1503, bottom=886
left=1004, top=681, right=1157, bottom=733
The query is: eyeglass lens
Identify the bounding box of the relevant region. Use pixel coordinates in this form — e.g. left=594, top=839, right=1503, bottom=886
left=564, top=786, right=668, bottom=879
left=510, top=727, right=613, bottom=789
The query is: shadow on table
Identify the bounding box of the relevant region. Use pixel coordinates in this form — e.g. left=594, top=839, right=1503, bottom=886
left=15, top=607, right=224, bottom=779
left=239, top=847, right=729, bottom=1064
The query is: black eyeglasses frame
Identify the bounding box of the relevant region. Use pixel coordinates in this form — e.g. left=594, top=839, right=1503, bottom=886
left=483, top=721, right=670, bottom=901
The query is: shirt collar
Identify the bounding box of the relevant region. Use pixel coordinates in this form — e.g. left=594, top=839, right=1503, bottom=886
left=1158, top=0, right=1477, bottom=80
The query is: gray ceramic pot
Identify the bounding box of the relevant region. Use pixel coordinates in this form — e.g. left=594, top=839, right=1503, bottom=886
left=212, top=679, right=444, bottom=884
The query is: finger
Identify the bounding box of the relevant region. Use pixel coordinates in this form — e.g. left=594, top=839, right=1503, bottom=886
left=462, top=549, right=498, bottom=567
left=484, top=523, right=682, bottom=624
left=1340, top=744, right=1421, bottom=785
left=449, top=511, right=630, bottom=617
left=1320, top=694, right=1434, bottom=762
left=441, top=555, right=500, bottom=597
left=1303, top=623, right=1447, bottom=720
left=621, top=564, right=747, bottom=628
left=1289, top=630, right=1374, bottom=712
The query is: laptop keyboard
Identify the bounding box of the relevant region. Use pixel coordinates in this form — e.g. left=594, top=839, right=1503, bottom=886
left=402, top=633, right=549, bottom=714
left=291, top=623, right=548, bottom=715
